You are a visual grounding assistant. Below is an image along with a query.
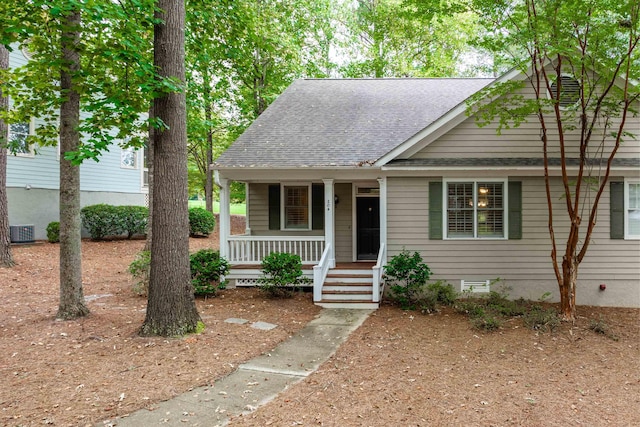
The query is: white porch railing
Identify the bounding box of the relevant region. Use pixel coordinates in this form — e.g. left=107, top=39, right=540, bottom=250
left=312, top=244, right=332, bottom=302
left=227, top=235, right=325, bottom=264
left=372, top=243, right=387, bottom=303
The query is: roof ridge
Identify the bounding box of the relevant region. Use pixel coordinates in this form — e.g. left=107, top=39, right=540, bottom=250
left=301, top=77, right=495, bottom=81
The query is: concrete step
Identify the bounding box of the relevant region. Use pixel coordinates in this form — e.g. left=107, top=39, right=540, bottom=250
left=323, top=283, right=373, bottom=292
left=315, top=300, right=379, bottom=309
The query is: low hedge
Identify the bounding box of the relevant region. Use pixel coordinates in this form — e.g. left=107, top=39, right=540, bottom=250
left=81, top=204, right=148, bottom=240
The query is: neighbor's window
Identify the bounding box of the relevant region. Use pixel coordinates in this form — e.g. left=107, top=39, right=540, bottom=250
left=8, top=120, right=35, bottom=156
left=283, top=185, right=310, bottom=230
left=445, top=180, right=506, bottom=239
left=121, top=146, right=137, bottom=169
left=626, top=180, right=640, bottom=239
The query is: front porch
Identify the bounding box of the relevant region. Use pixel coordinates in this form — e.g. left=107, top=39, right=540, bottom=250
left=215, top=174, right=389, bottom=309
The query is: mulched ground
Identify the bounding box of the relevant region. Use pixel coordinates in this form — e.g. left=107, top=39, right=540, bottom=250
left=1, top=215, right=638, bottom=426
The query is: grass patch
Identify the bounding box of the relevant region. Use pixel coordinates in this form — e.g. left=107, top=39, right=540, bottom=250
left=188, top=200, right=246, bottom=216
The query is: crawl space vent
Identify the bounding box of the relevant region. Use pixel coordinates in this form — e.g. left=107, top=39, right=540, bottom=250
left=461, top=279, right=491, bottom=293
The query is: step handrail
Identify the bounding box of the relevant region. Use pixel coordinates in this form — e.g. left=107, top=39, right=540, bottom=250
left=313, top=243, right=332, bottom=302
left=372, top=243, right=386, bottom=303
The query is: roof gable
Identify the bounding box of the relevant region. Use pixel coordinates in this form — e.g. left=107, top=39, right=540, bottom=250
left=214, top=78, right=494, bottom=169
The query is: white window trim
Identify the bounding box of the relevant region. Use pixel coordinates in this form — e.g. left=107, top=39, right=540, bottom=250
left=443, top=178, right=509, bottom=240
left=280, top=183, right=312, bottom=231
left=120, top=146, right=138, bottom=169
left=9, top=118, right=36, bottom=157
left=624, top=179, right=640, bottom=240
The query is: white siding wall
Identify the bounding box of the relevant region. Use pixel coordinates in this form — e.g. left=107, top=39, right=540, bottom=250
left=387, top=176, right=640, bottom=307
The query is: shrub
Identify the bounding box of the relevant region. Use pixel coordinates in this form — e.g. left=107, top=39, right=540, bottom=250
left=129, top=250, right=151, bottom=296
left=189, top=207, right=216, bottom=237
left=81, top=204, right=120, bottom=240
left=46, top=221, right=60, bottom=243
left=523, top=305, right=560, bottom=332
left=427, top=280, right=457, bottom=306
left=117, top=205, right=148, bottom=238
left=383, top=250, right=431, bottom=310
left=81, top=204, right=148, bottom=240
left=258, top=252, right=311, bottom=298
left=190, top=249, right=229, bottom=296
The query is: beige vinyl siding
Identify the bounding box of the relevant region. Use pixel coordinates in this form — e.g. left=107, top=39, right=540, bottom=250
left=387, top=176, right=640, bottom=307
left=334, top=183, right=353, bottom=262
left=412, top=114, right=639, bottom=160
left=247, top=183, right=322, bottom=237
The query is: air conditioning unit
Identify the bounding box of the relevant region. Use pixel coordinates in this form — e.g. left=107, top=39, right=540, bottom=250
left=10, top=225, right=35, bottom=243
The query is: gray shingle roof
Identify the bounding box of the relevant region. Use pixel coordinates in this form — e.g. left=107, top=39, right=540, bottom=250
left=214, top=78, right=494, bottom=168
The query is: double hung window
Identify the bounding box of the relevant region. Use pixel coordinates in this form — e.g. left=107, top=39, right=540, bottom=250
left=445, top=179, right=507, bottom=239
left=626, top=180, right=640, bottom=239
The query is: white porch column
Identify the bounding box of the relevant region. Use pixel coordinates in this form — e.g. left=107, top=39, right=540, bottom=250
left=377, top=177, right=387, bottom=252
left=244, top=182, right=251, bottom=234
left=323, top=179, right=336, bottom=268
left=215, top=171, right=231, bottom=260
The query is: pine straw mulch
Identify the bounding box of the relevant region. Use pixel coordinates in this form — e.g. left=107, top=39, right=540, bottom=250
left=1, top=216, right=639, bottom=426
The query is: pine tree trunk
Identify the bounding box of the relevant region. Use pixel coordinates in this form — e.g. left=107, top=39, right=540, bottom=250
left=57, top=9, right=88, bottom=320
left=143, top=105, right=154, bottom=252
left=140, top=0, right=200, bottom=336
left=0, top=45, right=14, bottom=268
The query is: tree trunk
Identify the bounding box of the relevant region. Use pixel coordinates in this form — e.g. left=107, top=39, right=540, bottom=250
left=140, top=0, right=200, bottom=336
left=560, top=255, right=578, bottom=321
left=57, top=8, right=89, bottom=320
left=205, top=104, right=213, bottom=213
left=143, top=104, right=154, bottom=252
left=0, top=44, right=15, bottom=268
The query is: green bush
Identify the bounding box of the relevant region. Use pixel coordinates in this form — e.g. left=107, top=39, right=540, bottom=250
left=427, top=280, right=457, bottom=306
left=129, top=250, right=151, bottom=296
left=46, top=221, right=60, bottom=243
left=523, top=305, right=560, bottom=332
left=190, top=249, right=229, bottom=295
left=81, top=204, right=148, bottom=240
left=383, top=250, right=432, bottom=310
left=117, top=205, right=148, bottom=238
left=258, top=252, right=311, bottom=298
left=189, top=207, right=216, bottom=237
left=129, top=249, right=230, bottom=297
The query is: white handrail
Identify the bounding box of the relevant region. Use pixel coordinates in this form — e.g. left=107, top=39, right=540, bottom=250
left=372, top=243, right=386, bottom=303
left=313, top=244, right=332, bottom=302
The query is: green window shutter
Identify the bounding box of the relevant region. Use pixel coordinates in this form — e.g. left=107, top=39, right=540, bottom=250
left=268, top=184, right=280, bottom=230
left=508, top=181, right=522, bottom=240
left=312, top=184, right=324, bottom=230
left=429, top=181, right=443, bottom=240
left=610, top=181, right=624, bottom=239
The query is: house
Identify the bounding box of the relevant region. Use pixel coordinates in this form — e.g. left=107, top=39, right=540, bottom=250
left=212, top=72, right=640, bottom=309
left=4, top=46, right=148, bottom=241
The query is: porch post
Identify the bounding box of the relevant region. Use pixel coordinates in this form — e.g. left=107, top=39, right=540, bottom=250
left=377, top=177, right=387, bottom=251
left=244, top=182, right=251, bottom=234
left=323, top=178, right=336, bottom=268
left=215, top=171, right=230, bottom=260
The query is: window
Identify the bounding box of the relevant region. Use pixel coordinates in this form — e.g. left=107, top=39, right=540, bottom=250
left=283, top=185, right=310, bottom=230
left=549, top=75, right=581, bottom=108
left=626, top=180, right=640, bottom=239
left=8, top=119, right=35, bottom=156
left=444, top=179, right=507, bottom=239
left=120, top=146, right=137, bottom=169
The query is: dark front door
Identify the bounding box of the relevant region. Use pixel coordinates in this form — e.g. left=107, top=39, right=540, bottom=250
left=356, top=197, right=380, bottom=260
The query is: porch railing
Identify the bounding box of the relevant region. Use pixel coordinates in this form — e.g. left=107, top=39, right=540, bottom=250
left=227, top=235, right=325, bottom=264
left=312, top=244, right=332, bottom=302
left=372, top=243, right=386, bottom=303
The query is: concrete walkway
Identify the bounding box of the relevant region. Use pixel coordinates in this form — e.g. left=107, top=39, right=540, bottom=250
left=102, top=309, right=372, bottom=426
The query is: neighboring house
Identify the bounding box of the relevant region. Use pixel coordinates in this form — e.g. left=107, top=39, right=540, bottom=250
left=5, top=46, right=148, bottom=241
left=213, top=72, right=640, bottom=309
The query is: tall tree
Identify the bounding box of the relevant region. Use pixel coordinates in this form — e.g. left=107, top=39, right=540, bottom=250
left=57, top=6, right=88, bottom=319
left=1, top=0, right=157, bottom=318
left=470, top=0, right=639, bottom=320
left=140, top=0, right=201, bottom=336
left=0, top=44, right=14, bottom=268
left=338, top=0, right=478, bottom=78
